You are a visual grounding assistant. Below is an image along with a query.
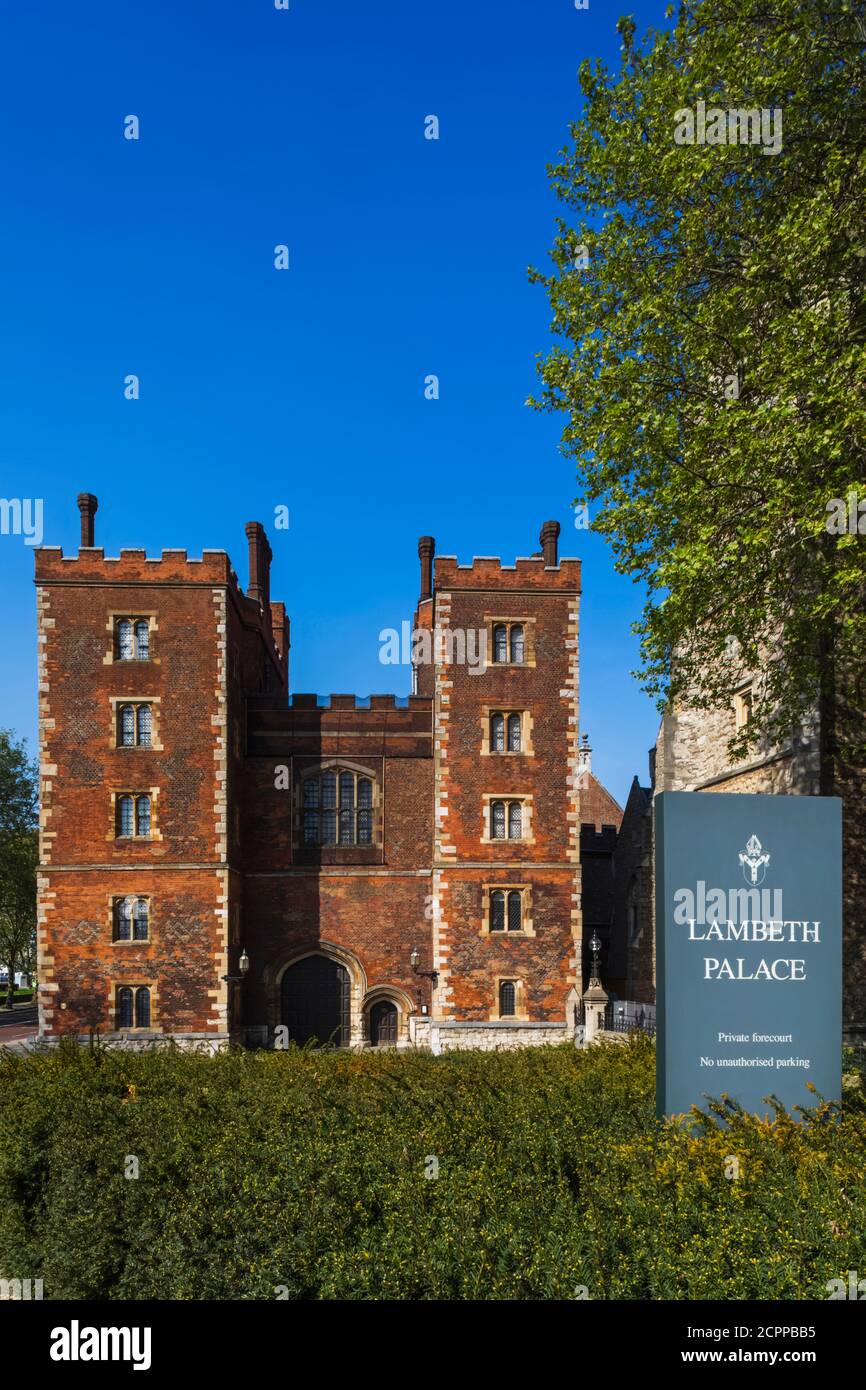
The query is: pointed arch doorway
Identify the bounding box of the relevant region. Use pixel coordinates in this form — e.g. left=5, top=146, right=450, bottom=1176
left=280, top=954, right=350, bottom=1047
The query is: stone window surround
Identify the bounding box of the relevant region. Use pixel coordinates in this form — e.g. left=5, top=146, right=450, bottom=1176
left=109, top=892, right=152, bottom=944
left=733, top=682, right=753, bottom=730
left=479, top=706, right=534, bottom=757
left=104, top=611, right=159, bottom=666
left=109, top=695, right=163, bottom=751
left=480, top=793, right=534, bottom=845
left=492, top=976, right=528, bottom=1022
left=108, top=787, right=162, bottom=843
left=293, top=758, right=382, bottom=851
left=481, top=883, right=535, bottom=937
left=483, top=615, right=537, bottom=668
left=108, top=979, right=159, bottom=1032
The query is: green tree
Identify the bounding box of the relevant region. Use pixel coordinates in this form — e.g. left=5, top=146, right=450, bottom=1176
left=530, top=0, right=866, bottom=760
left=0, top=732, right=38, bottom=1010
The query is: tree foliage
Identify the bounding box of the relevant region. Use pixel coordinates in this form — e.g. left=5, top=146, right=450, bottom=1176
left=530, top=0, right=866, bottom=755
left=0, top=731, right=38, bottom=1007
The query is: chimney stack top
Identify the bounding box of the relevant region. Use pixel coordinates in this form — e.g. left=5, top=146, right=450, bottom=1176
left=539, top=519, right=560, bottom=568
left=418, top=535, right=435, bottom=601
left=77, top=493, right=98, bottom=548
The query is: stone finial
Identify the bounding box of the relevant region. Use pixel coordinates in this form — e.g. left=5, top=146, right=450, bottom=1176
left=578, top=732, right=592, bottom=776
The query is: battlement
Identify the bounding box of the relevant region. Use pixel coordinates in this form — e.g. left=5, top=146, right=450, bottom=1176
left=246, top=692, right=432, bottom=757
left=434, top=553, right=581, bottom=591
left=244, top=693, right=430, bottom=712
left=580, top=823, right=620, bottom=851
left=287, top=693, right=429, bottom=710
left=35, top=546, right=234, bottom=586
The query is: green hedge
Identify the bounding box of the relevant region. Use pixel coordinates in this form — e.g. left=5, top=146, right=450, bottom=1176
left=0, top=1036, right=864, bottom=1299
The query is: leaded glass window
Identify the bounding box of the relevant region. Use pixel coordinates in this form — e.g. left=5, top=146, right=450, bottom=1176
left=499, top=981, right=516, bottom=1017
left=136, top=795, right=151, bottom=836
left=493, top=624, right=508, bottom=663
left=490, top=890, right=505, bottom=931
left=113, top=897, right=150, bottom=942
left=120, top=705, right=135, bottom=746
left=117, top=620, right=134, bottom=661
left=115, top=618, right=150, bottom=660
left=136, top=705, right=152, bottom=746
left=117, top=795, right=134, bottom=837
left=509, top=625, right=525, bottom=664
left=491, top=800, right=506, bottom=839
left=507, top=714, right=521, bottom=752
left=491, top=714, right=505, bottom=752
left=357, top=778, right=373, bottom=844
left=117, top=987, right=133, bottom=1029
left=301, top=769, right=376, bottom=846
left=507, top=890, right=522, bottom=932
left=134, top=898, right=149, bottom=941
left=508, top=801, right=522, bottom=840
left=135, top=987, right=151, bottom=1029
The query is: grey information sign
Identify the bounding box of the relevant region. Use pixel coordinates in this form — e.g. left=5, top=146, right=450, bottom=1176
left=655, top=791, right=842, bottom=1118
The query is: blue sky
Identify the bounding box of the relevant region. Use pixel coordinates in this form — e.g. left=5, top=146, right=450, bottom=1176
left=0, top=0, right=667, bottom=805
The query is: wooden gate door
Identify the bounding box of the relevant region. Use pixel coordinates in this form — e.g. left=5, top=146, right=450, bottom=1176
left=281, top=955, right=350, bottom=1047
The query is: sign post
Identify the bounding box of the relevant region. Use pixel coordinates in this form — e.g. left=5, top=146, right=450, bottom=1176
left=655, top=792, right=842, bottom=1118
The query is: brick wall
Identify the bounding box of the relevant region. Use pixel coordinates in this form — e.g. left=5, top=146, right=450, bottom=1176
left=428, top=549, right=583, bottom=1025
left=36, top=509, right=606, bottom=1048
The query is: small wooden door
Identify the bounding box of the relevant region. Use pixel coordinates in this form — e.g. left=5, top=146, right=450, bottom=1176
left=369, top=1000, right=398, bottom=1046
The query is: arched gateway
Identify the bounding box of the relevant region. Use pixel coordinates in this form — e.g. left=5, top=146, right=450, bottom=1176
left=280, top=954, right=350, bottom=1047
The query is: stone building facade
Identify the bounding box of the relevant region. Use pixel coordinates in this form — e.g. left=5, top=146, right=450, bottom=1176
left=35, top=495, right=622, bottom=1051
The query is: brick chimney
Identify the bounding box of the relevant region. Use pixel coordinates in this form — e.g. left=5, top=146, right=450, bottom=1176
left=418, top=535, right=435, bottom=601
left=540, top=519, right=560, bottom=567
left=77, top=493, right=98, bottom=548
left=245, top=521, right=272, bottom=618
